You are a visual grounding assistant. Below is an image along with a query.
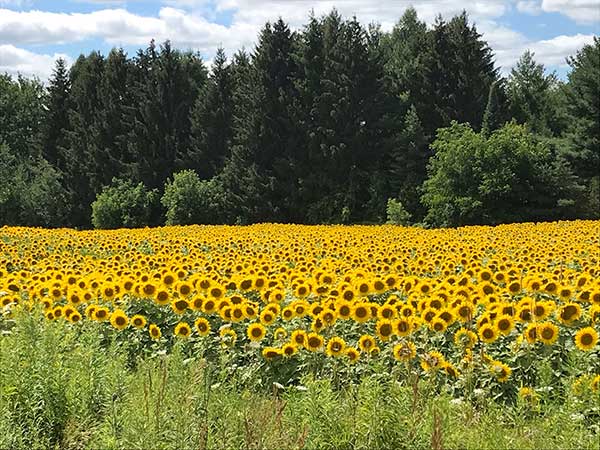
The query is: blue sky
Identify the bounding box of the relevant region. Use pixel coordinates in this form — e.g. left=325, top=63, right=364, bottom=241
left=0, top=0, right=598, bottom=80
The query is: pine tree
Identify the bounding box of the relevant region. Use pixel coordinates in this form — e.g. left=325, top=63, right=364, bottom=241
left=42, top=58, right=70, bottom=172
left=189, top=48, right=234, bottom=179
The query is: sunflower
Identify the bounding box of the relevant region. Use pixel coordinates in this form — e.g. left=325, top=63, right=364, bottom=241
left=592, top=375, right=600, bottom=392
left=247, top=323, right=267, bottom=342
left=326, top=336, right=346, bottom=357
left=281, top=306, right=295, bottom=321
left=154, top=289, right=170, bottom=306
left=420, top=351, right=445, bottom=372
left=429, top=317, right=447, bottom=333
left=194, top=317, right=211, bottom=336
left=219, top=327, right=237, bottom=347
left=148, top=323, right=162, bottom=340
left=375, top=319, right=394, bottom=342
left=351, top=302, right=371, bottom=323
left=305, top=332, right=324, bottom=352
left=68, top=311, right=82, bottom=324
left=358, top=334, right=376, bottom=353
left=537, top=322, right=559, bottom=345
left=142, top=282, right=157, bottom=298
left=282, top=343, right=298, bottom=357
left=110, top=309, right=129, bottom=330
left=489, top=360, right=511, bottom=382
left=524, top=323, right=538, bottom=344
left=557, top=303, right=581, bottom=325
left=532, top=301, right=552, bottom=320
left=443, top=363, right=460, bottom=378
left=337, top=301, right=353, bottom=320
left=262, top=347, right=282, bottom=360
left=454, top=328, right=478, bottom=349
left=290, top=329, right=306, bottom=347
left=393, top=341, right=416, bottom=362
left=259, top=309, right=277, bottom=326
left=478, top=323, right=498, bottom=344
left=131, top=314, right=147, bottom=329
left=495, top=315, right=515, bottom=336
left=202, top=299, right=217, bottom=314
left=274, top=327, right=287, bottom=340
left=574, top=327, right=598, bottom=351
left=455, top=303, right=474, bottom=322
left=171, top=298, right=189, bottom=314
left=93, top=306, right=109, bottom=322
left=174, top=322, right=191, bottom=338
left=518, top=387, right=539, bottom=406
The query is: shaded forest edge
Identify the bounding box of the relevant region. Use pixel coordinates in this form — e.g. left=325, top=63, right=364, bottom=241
left=0, top=8, right=598, bottom=229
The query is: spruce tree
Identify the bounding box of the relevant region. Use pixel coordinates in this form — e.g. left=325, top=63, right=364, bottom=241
left=482, top=79, right=511, bottom=136
left=42, top=58, right=70, bottom=172
left=189, top=48, right=234, bottom=179
left=63, top=52, right=105, bottom=227
left=507, top=50, right=559, bottom=136
left=90, top=48, right=135, bottom=193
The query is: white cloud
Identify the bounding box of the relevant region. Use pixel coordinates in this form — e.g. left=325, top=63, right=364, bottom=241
left=542, top=0, right=600, bottom=24
left=528, top=33, right=596, bottom=66
left=0, top=44, right=71, bottom=79
left=516, top=0, right=542, bottom=15
left=479, top=18, right=595, bottom=73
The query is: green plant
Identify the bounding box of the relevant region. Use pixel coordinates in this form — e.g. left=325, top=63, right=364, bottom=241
left=91, top=178, right=157, bottom=229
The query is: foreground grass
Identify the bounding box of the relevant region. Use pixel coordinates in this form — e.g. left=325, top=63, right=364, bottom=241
left=0, top=314, right=598, bottom=450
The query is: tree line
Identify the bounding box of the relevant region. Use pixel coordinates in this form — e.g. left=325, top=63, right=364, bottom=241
left=0, top=8, right=598, bottom=228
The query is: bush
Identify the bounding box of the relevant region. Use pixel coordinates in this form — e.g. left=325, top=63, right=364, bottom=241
left=386, top=198, right=411, bottom=225
left=161, top=170, right=227, bottom=225
left=421, top=122, right=582, bottom=227
left=91, top=178, right=157, bottom=229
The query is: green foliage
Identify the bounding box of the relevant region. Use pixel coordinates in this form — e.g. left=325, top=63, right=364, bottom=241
left=422, top=122, right=582, bottom=227
left=0, top=143, right=68, bottom=227
left=507, top=51, right=562, bottom=136
left=91, top=178, right=157, bottom=229
left=386, top=198, right=412, bottom=225
left=563, top=37, right=600, bottom=179
left=0, top=312, right=597, bottom=450
left=161, top=170, right=227, bottom=225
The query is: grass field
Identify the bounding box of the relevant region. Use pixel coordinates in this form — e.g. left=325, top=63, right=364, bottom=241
left=0, top=222, right=599, bottom=449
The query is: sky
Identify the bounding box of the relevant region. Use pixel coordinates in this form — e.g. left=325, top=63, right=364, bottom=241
left=0, top=0, right=598, bottom=81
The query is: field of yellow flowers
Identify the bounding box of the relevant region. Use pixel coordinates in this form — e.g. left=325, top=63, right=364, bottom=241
left=0, top=221, right=599, bottom=449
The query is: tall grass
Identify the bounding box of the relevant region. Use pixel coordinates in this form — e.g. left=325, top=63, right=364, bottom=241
left=0, top=312, right=597, bottom=449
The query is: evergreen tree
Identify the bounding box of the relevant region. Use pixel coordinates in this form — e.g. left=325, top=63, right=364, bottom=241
left=189, top=48, right=234, bottom=179
left=42, top=58, right=70, bottom=171
left=507, top=51, right=563, bottom=136
left=90, top=48, right=135, bottom=193
left=387, top=106, right=428, bottom=217
left=422, top=12, right=498, bottom=135
left=564, top=37, right=599, bottom=179
left=382, top=7, right=428, bottom=127
left=482, top=78, right=511, bottom=136
left=127, top=41, right=207, bottom=190
left=63, top=52, right=105, bottom=227
left=223, top=19, right=300, bottom=223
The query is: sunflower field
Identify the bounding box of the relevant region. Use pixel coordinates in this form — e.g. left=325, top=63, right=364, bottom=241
left=0, top=221, right=599, bottom=449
